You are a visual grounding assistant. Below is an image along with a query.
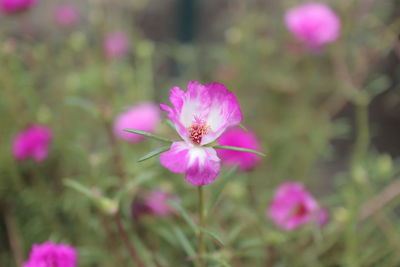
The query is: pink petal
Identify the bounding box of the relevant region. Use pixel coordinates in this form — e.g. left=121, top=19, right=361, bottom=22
left=160, top=142, right=190, bottom=173
left=160, top=142, right=221, bottom=186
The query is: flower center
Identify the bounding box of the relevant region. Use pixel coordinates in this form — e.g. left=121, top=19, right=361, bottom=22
left=293, top=203, right=308, bottom=218
left=188, top=120, right=210, bottom=145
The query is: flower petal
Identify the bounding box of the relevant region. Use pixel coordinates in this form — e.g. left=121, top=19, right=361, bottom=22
left=160, top=142, right=190, bottom=173
left=160, top=142, right=221, bottom=186
left=185, top=146, right=221, bottom=186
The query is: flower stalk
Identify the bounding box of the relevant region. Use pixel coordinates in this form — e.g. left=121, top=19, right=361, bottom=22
left=197, top=186, right=206, bottom=267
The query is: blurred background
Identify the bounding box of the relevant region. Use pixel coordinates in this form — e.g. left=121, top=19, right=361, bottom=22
left=1, top=0, right=400, bottom=266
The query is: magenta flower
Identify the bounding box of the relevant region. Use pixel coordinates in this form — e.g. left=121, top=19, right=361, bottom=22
left=217, top=126, right=261, bottom=171
left=131, top=190, right=177, bottom=218
left=23, top=241, right=77, bottom=267
left=268, top=182, right=327, bottom=231
left=12, top=124, right=52, bottom=162
left=316, top=207, right=329, bottom=226
left=113, top=103, right=160, bottom=143
left=160, top=81, right=242, bottom=186
left=285, top=2, right=340, bottom=49
left=54, top=5, right=79, bottom=27
left=145, top=190, right=177, bottom=216
left=103, top=31, right=129, bottom=60
left=0, top=0, right=36, bottom=14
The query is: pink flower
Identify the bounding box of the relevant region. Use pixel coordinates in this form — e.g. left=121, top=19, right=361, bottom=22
left=103, top=31, right=129, bottom=60
left=217, top=126, right=261, bottom=171
left=160, top=81, right=242, bottom=186
left=23, top=241, right=77, bottom=267
left=113, top=103, right=160, bottom=143
left=54, top=5, right=79, bottom=27
left=145, top=190, right=177, bottom=216
left=285, top=2, right=340, bottom=49
left=267, top=182, right=327, bottom=231
left=0, top=0, right=36, bottom=14
left=316, top=207, right=329, bottom=226
left=131, top=190, right=177, bottom=218
left=12, top=125, right=52, bottom=162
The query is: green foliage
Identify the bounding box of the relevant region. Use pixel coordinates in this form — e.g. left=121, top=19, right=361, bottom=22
left=1, top=0, right=400, bottom=266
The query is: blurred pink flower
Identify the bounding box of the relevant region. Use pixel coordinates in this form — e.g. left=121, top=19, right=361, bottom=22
left=103, top=31, right=129, bottom=60
left=267, top=182, right=327, bottom=231
left=131, top=190, right=177, bottom=218
left=316, top=207, right=329, bottom=226
left=217, top=126, right=261, bottom=171
left=160, top=81, right=242, bottom=186
left=23, top=241, right=77, bottom=267
left=145, top=190, right=177, bottom=216
left=54, top=5, right=79, bottom=27
left=0, top=0, right=36, bottom=14
left=285, top=2, right=340, bottom=49
left=12, top=124, right=52, bottom=162
left=113, top=103, right=160, bottom=143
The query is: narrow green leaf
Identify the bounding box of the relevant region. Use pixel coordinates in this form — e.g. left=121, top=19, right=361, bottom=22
left=213, top=145, right=266, bottom=157
left=168, top=200, right=198, bottom=233
left=131, top=236, right=157, bottom=267
left=115, top=172, right=156, bottom=201
left=172, top=226, right=196, bottom=257
left=64, top=179, right=95, bottom=200
left=203, top=255, right=231, bottom=267
left=138, top=146, right=170, bottom=162
left=164, top=119, right=176, bottom=130
left=239, top=124, right=248, bottom=132
left=200, top=228, right=224, bottom=247
left=123, top=129, right=174, bottom=143
left=208, top=167, right=238, bottom=214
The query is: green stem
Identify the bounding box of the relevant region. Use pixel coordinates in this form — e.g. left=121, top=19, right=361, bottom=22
left=352, top=93, right=370, bottom=166
left=197, top=186, right=205, bottom=267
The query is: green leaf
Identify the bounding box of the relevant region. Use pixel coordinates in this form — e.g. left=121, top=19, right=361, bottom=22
left=164, top=119, right=176, bottom=130
left=208, top=167, right=238, bottom=214
left=172, top=226, right=196, bottom=257
left=200, top=228, right=224, bottom=247
left=64, top=179, right=96, bottom=200
left=212, top=145, right=266, bottom=157
left=138, top=146, right=170, bottom=162
left=202, top=255, right=231, bottom=267
left=168, top=200, right=198, bottom=233
left=115, top=172, right=156, bottom=201
left=123, top=129, right=174, bottom=143
left=239, top=124, right=248, bottom=132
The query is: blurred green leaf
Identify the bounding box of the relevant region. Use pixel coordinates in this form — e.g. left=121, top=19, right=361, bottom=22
left=200, top=228, right=224, bottom=247
left=172, top=226, right=196, bottom=258
left=123, top=129, right=174, bottom=143
left=168, top=200, right=198, bottom=233
left=213, top=145, right=266, bottom=157
left=138, top=146, right=170, bottom=162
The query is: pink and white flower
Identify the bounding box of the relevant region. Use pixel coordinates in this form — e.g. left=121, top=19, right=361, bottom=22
left=12, top=124, right=52, bottom=162
left=267, top=182, right=328, bottom=231
left=217, top=126, right=261, bottom=171
left=23, top=241, right=77, bottom=267
left=285, top=2, right=340, bottom=49
left=160, top=81, right=242, bottom=186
